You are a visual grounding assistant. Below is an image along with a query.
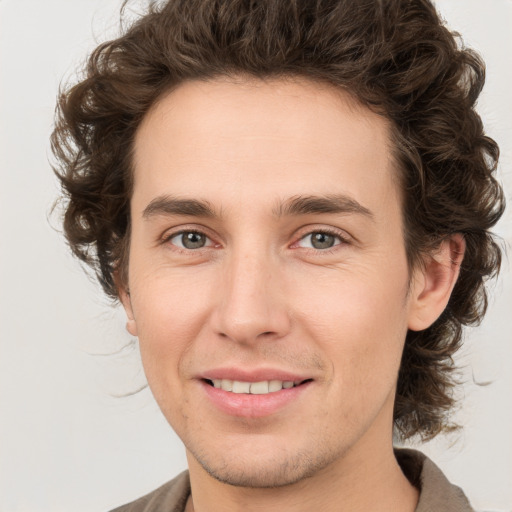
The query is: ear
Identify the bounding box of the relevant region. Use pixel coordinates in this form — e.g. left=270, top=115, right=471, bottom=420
left=116, top=274, right=138, bottom=337
left=408, top=234, right=465, bottom=331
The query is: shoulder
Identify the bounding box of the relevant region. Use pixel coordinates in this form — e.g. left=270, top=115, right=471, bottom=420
left=109, top=471, right=190, bottom=512
left=108, top=452, right=474, bottom=512
left=395, top=448, right=474, bottom=512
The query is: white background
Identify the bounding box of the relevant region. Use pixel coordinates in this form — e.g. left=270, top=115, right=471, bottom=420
left=0, top=1, right=511, bottom=511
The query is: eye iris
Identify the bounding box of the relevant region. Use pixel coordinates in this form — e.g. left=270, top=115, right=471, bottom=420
left=182, top=232, right=206, bottom=249
left=311, top=232, right=336, bottom=249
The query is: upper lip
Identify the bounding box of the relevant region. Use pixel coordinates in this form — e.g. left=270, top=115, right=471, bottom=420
left=199, top=368, right=313, bottom=383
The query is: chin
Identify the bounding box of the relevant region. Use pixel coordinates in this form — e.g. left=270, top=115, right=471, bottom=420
left=189, top=443, right=341, bottom=489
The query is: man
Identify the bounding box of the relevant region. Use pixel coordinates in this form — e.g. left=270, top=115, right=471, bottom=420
left=52, top=0, right=505, bottom=510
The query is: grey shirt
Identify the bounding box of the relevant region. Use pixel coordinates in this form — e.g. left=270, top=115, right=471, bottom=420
left=110, top=449, right=473, bottom=512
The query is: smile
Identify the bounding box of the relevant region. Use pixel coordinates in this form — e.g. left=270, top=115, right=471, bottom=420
left=202, top=377, right=312, bottom=418
left=207, top=379, right=302, bottom=394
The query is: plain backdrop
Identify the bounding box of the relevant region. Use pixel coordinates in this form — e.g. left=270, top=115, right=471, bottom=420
left=0, top=1, right=511, bottom=511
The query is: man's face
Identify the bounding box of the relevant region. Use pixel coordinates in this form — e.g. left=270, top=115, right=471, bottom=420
left=124, top=77, right=421, bottom=487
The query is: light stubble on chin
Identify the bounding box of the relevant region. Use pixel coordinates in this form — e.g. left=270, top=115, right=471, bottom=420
left=188, top=441, right=345, bottom=489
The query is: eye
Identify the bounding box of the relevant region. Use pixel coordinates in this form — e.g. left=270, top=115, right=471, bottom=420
left=297, top=231, right=344, bottom=250
left=168, top=231, right=213, bottom=250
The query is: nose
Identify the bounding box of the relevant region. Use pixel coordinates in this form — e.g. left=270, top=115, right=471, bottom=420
left=211, top=250, right=291, bottom=345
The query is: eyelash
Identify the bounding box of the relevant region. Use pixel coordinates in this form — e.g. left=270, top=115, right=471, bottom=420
left=161, top=229, right=216, bottom=253
left=161, top=227, right=350, bottom=254
left=293, top=228, right=349, bottom=254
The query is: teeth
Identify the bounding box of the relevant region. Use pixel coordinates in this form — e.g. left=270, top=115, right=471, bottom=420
left=249, top=381, right=269, bottom=394
left=232, top=381, right=251, bottom=393
left=268, top=380, right=283, bottom=392
left=220, top=379, right=233, bottom=391
left=212, top=379, right=298, bottom=394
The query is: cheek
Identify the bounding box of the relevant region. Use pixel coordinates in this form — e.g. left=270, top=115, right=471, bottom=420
left=132, top=263, right=214, bottom=326
left=295, top=260, right=409, bottom=337
left=293, top=265, right=409, bottom=392
left=129, top=268, right=216, bottom=383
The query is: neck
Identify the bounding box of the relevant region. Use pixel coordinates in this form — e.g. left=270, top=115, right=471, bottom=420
left=186, top=433, right=418, bottom=512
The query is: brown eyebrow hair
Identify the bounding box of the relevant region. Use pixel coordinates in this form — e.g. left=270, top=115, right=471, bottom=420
left=142, top=196, right=217, bottom=219
left=274, top=194, right=374, bottom=219
left=142, top=193, right=374, bottom=221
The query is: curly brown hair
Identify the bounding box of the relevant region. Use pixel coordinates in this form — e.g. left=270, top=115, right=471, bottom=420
left=51, top=0, right=505, bottom=440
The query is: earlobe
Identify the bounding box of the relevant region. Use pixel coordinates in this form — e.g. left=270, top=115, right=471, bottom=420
left=408, top=234, right=465, bottom=332
left=116, top=276, right=138, bottom=337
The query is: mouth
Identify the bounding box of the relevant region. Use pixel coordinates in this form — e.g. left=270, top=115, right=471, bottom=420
left=199, top=368, right=315, bottom=417
left=203, top=378, right=312, bottom=395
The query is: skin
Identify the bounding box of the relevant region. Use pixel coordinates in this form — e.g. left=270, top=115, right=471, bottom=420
left=120, top=77, right=464, bottom=512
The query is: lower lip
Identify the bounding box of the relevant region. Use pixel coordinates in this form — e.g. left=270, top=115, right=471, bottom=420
left=201, top=380, right=311, bottom=418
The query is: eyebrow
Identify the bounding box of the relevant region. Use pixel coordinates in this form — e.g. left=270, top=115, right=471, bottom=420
left=142, top=196, right=217, bottom=219
left=273, top=194, right=374, bottom=220
left=141, top=193, right=374, bottom=221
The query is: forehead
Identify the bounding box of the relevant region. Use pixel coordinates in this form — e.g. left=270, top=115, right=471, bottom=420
left=132, top=76, right=400, bottom=220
